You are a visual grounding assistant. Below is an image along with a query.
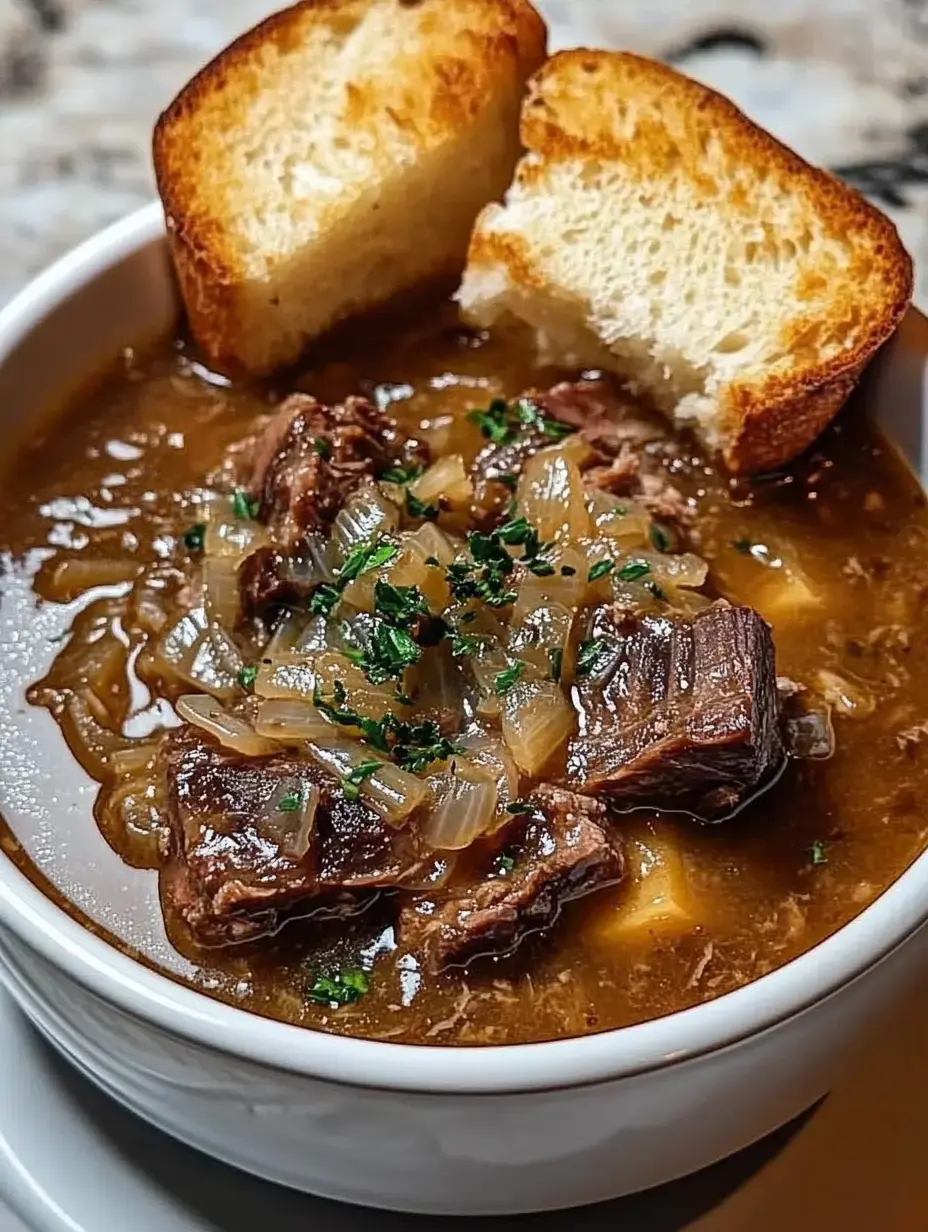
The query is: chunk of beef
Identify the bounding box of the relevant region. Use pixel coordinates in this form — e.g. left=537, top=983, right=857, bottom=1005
left=400, top=785, right=624, bottom=970
left=160, top=728, right=424, bottom=947
left=568, top=603, right=783, bottom=820
left=532, top=377, right=664, bottom=454
left=249, top=393, right=421, bottom=552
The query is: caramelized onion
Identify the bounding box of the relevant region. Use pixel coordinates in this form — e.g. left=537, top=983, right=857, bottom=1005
left=410, top=455, right=473, bottom=510
left=254, top=699, right=328, bottom=742
left=304, top=734, right=427, bottom=824
left=176, top=694, right=278, bottom=756
left=517, top=448, right=591, bottom=543
left=258, top=779, right=320, bottom=860
left=204, top=509, right=269, bottom=561
left=202, top=555, right=241, bottom=629
left=502, top=680, right=576, bottom=774
left=509, top=602, right=575, bottom=682
left=458, top=733, right=520, bottom=825
left=38, top=557, right=143, bottom=603
left=331, top=483, right=400, bottom=565
left=586, top=493, right=653, bottom=549
left=59, top=691, right=136, bottom=780
left=816, top=669, right=875, bottom=720
left=423, top=759, right=498, bottom=850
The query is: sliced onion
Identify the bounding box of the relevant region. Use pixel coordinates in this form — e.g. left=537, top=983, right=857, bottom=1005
left=263, top=609, right=312, bottom=660
left=59, top=691, right=135, bottom=781
left=202, top=555, right=241, bottom=629
left=409, top=455, right=473, bottom=510
left=258, top=779, right=320, bottom=860
left=158, top=605, right=207, bottom=667
left=512, top=545, right=588, bottom=622
left=178, top=626, right=244, bottom=700
left=255, top=654, right=317, bottom=702
left=516, top=447, right=591, bottom=543
left=586, top=493, right=653, bottom=549
left=176, top=694, right=278, bottom=756
left=37, top=557, right=143, bottom=603
left=457, top=733, right=520, bottom=825
left=305, top=734, right=427, bottom=825
left=331, top=483, right=400, bottom=566
left=502, top=680, right=576, bottom=774
left=816, top=669, right=875, bottom=720
left=254, top=699, right=332, bottom=743
left=422, top=759, right=498, bottom=851
left=204, top=510, right=270, bottom=561
left=470, top=640, right=514, bottom=721
left=509, top=602, right=575, bottom=683
left=406, top=522, right=460, bottom=568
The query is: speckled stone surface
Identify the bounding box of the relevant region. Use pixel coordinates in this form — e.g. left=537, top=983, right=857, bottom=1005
left=2, top=0, right=928, bottom=305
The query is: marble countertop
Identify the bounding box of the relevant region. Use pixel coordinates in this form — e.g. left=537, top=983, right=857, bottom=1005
left=1, top=0, right=927, bottom=306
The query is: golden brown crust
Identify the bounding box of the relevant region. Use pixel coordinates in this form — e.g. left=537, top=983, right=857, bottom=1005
left=470, top=50, right=914, bottom=475
left=153, top=0, right=547, bottom=375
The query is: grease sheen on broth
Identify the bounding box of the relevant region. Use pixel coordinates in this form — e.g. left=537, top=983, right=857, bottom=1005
left=1, top=306, right=927, bottom=1046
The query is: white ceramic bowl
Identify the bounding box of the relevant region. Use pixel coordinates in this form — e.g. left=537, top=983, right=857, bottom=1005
left=0, top=204, right=927, bottom=1216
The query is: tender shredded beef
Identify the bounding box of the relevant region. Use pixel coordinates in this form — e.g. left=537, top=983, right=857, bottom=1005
left=241, top=393, right=424, bottom=621
left=249, top=393, right=421, bottom=550
left=569, top=603, right=784, bottom=820
left=159, top=728, right=424, bottom=947
left=400, top=785, right=624, bottom=970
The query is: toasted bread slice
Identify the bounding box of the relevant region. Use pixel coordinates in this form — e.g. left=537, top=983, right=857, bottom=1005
left=154, top=0, right=547, bottom=377
left=457, top=51, right=913, bottom=474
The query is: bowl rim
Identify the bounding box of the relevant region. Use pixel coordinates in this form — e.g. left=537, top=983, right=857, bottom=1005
left=1, top=200, right=927, bottom=1096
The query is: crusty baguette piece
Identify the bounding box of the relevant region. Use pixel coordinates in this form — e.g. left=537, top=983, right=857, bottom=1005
left=457, top=50, right=913, bottom=474
left=154, top=0, right=547, bottom=377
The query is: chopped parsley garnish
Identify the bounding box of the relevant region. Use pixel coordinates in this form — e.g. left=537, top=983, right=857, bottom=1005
left=496, top=853, right=517, bottom=875
left=312, top=437, right=331, bottom=460
left=468, top=399, right=512, bottom=445
left=468, top=397, right=575, bottom=448
left=499, top=473, right=519, bottom=492
left=527, top=559, right=556, bottom=577
left=309, top=536, right=402, bottom=618
left=495, top=661, right=525, bottom=695
left=338, top=538, right=400, bottom=586
left=513, top=398, right=574, bottom=440
left=424, top=555, right=441, bottom=567
left=733, top=538, right=753, bottom=555
left=183, top=523, right=206, bottom=552
left=618, top=560, right=652, bottom=583
left=380, top=462, right=423, bottom=486
left=451, top=633, right=486, bottom=658
left=576, top=638, right=609, bottom=678
left=353, top=620, right=421, bottom=685
left=237, top=665, right=258, bottom=691
left=809, top=840, right=828, bottom=866
left=341, top=760, right=383, bottom=802
left=391, top=718, right=463, bottom=774
left=650, top=524, right=671, bottom=552
left=405, top=489, right=440, bottom=521
left=277, top=790, right=303, bottom=813
left=313, top=682, right=394, bottom=752
left=232, top=489, right=261, bottom=521
left=588, top=559, right=615, bottom=582
left=506, top=800, right=534, bottom=816
left=646, top=580, right=667, bottom=601
left=560, top=565, right=577, bottom=577
left=373, top=580, right=427, bottom=629
left=549, top=647, right=563, bottom=683
left=307, top=967, right=370, bottom=1007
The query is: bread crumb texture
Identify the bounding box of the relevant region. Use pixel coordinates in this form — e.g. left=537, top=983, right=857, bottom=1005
left=154, top=0, right=547, bottom=375
left=459, top=51, right=913, bottom=474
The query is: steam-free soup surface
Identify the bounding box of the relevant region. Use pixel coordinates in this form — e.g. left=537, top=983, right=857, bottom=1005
left=1, top=305, right=927, bottom=1046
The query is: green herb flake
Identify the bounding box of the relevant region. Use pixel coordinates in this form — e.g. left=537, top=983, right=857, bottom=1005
left=338, top=538, right=400, bottom=587
left=237, top=665, right=258, bottom=691
left=506, top=800, right=534, bottom=816
left=380, top=463, right=423, bottom=486
left=232, top=489, right=260, bottom=521
left=576, top=638, right=608, bottom=678
left=277, top=790, right=304, bottom=813
left=497, top=853, right=517, bottom=875
left=183, top=523, right=206, bottom=552
left=312, top=437, right=332, bottom=460
left=588, top=559, right=615, bottom=582
left=733, top=538, right=753, bottom=555
left=373, top=580, right=427, bottom=629
left=495, top=661, right=525, bottom=695
left=468, top=399, right=514, bottom=446
left=424, top=555, right=441, bottom=567
left=391, top=719, right=464, bottom=774
left=307, top=967, right=370, bottom=1007
left=560, top=565, right=577, bottom=577
left=406, top=490, right=440, bottom=521
left=646, top=580, right=667, bottom=601
left=451, top=633, right=486, bottom=659
left=549, top=647, right=564, bottom=683
left=809, top=840, right=828, bottom=867
left=650, top=524, right=671, bottom=553
left=618, top=560, right=652, bottom=583
left=341, top=759, right=383, bottom=802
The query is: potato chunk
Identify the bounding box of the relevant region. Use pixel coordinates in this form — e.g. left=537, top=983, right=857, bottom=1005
left=593, top=832, right=698, bottom=943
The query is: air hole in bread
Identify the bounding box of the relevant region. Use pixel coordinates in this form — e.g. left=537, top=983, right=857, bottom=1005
left=724, top=266, right=741, bottom=287
left=745, top=242, right=759, bottom=264
left=714, top=330, right=750, bottom=355
left=661, top=213, right=678, bottom=232
left=580, top=162, right=604, bottom=187
left=648, top=269, right=667, bottom=286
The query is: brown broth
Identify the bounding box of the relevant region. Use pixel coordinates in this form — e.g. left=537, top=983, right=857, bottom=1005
left=2, top=305, right=928, bottom=1046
